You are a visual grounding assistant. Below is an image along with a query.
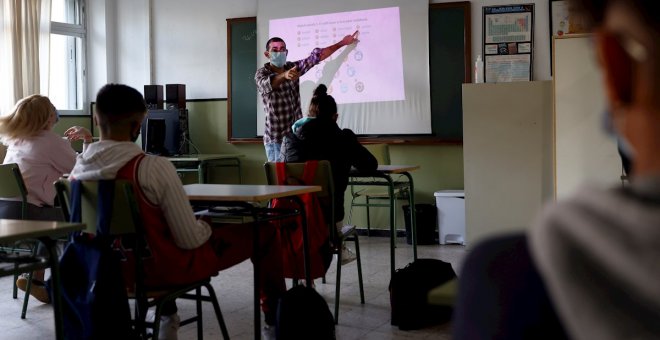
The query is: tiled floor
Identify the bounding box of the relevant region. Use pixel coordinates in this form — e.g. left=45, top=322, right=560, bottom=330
left=0, top=236, right=466, bottom=339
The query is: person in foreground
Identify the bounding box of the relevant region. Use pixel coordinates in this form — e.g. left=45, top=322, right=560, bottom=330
left=256, top=32, right=359, bottom=162
left=281, top=84, right=378, bottom=264
left=0, top=94, right=92, bottom=303
left=453, top=0, right=660, bottom=339
left=69, top=84, right=285, bottom=340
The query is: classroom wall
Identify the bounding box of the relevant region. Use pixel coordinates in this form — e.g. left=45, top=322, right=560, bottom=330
left=83, top=0, right=552, bottom=232
left=185, top=100, right=464, bottom=231
left=87, top=0, right=553, bottom=102
left=432, top=0, right=552, bottom=82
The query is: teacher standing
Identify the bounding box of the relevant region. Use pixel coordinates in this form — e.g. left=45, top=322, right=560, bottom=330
left=255, top=31, right=359, bottom=162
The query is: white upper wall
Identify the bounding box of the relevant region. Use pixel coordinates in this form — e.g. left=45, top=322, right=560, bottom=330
left=88, top=0, right=552, bottom=101
left=151, top=0, right=256, bottom=99
left=431, top=0, right=552, bottom=82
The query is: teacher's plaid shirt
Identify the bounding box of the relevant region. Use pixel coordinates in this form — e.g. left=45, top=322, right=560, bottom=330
left=255, top=48, right=322, bottom=144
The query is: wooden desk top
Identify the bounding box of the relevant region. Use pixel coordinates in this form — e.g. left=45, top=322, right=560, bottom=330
left=184, top=184, right=321, bottom=202
left=0, top=220, right=85, bottom=243
left=168, top=154, right=245, bottom=162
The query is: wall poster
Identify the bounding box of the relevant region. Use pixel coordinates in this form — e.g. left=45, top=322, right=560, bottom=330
left=483, top=4, right=534, bottom=83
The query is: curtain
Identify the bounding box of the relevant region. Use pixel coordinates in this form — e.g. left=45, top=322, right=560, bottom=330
left=0, top=0, right=51, bottom=115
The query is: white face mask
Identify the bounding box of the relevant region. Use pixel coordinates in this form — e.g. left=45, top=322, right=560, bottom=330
left=603, top=108, right=635, bottom=166
left=269, top=51, right=287, bottom=68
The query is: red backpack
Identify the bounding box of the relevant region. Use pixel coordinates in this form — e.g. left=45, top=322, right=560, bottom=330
left=271, top=161, right=332, bottom=279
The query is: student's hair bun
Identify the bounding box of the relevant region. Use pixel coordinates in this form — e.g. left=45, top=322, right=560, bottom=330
left=313, top=84, right=328, bottom=98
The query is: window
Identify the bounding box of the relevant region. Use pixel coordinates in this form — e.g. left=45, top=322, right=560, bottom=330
left=49, top=0, right=86, bottom=115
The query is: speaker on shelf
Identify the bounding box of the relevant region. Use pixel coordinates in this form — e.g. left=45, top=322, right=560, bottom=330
left=166, top=84, right=186, bottom=110
left=144, top=85, right=164, bottom=109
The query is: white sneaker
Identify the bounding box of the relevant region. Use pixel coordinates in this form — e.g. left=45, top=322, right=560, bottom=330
left=340, top=245, right=357, bottom=265
left=146, top=311, right=180, bottom=340
left=296, top=279, right=316, bottom=288
left=340, top=224, right=356, bottom=237
left=262, top=325, right=276, bottom=340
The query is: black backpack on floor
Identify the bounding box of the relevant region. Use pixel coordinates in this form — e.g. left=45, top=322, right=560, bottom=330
left=389, top=258, right=456, bottom=330
left=277, top=285, right=336, bottom=340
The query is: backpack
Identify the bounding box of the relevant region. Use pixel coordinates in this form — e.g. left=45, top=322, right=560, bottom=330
left=276, top=285, right=336, bottom=340
left=389, top=258, right=456, bottom=330
left=270, top=161, right=332, bottom=279
left=55, top=180, right=135, bottom=339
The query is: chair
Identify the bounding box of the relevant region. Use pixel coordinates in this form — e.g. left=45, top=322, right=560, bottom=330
left=348, top=144, right=410, bottom=236
left=0, top=163, right=40, bottom=319
left=54, top=179, right=230, bottom=339
left=264, top=161, right=365, bottom=324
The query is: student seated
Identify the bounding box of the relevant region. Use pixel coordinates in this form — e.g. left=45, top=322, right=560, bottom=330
left=68, top=84, right=285, bottom=340
left=453, top=0, right=660, bottom=339
left=280, top=84, right=378, bottom=264
left=0, top=94, right=92, bottom=303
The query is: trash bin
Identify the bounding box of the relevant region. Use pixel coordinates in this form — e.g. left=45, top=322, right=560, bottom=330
left=434, top=191, right=465, bottom=245
left=402, top=204, right=438, bottom=245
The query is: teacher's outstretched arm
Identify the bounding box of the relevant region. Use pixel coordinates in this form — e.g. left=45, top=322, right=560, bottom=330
left=319, top=31, right=359, bottom=61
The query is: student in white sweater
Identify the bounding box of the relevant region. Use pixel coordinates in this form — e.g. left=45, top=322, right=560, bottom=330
left=0, top=94, right=92, bottom=303
left=69, top=84, right=285, bottom=339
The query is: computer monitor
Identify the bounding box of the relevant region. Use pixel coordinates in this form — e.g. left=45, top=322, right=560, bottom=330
left=141, top=109, right=181, bottom=156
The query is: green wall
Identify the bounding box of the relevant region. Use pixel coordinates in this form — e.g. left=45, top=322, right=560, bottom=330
left=0, top=104, right=463, bottom=232
left=187, top=100, right=465, bottom=231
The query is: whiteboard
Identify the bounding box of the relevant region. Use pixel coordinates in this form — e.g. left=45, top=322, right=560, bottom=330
left=553, top=35, right=622, bottom=199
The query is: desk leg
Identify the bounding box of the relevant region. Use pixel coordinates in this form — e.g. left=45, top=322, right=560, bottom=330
left=386, top=176, right=396, bottom=278
left=252, top=214, right=261, bottom=340
left=41, top=237, right=63, bottom=340
left=292, top=196, right=312, bottom=284
left=403, top=172, right=418, bottom=261
left=198, top=162, right=206, bottom=184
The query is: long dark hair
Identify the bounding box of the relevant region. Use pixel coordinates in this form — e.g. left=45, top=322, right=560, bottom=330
left=308, top=84, right=337, bottom=120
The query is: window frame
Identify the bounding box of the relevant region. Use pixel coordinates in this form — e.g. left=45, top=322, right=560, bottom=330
left=49, top=0, right=88, bottom=116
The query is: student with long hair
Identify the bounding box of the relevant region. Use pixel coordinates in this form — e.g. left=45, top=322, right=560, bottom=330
left=0, top=94, right=92, bottom=303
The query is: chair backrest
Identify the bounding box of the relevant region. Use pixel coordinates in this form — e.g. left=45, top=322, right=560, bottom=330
left=365, top=144, right=390, bottom=165
left=264, top=160, right=336, bottom=226
left=0, top=163, right=29, bottom=218
left=54, top=179, right=140, bottom=236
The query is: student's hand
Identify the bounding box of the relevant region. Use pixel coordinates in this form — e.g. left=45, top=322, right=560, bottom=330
left=341, top=31, right=359, bottom=46
left=284, top=66, right=299, bottom=81
left=64, top=126, right=93, bottom=143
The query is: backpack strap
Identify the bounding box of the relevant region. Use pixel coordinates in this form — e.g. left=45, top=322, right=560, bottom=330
left=69, top=180, right=82, bottom=224
left=69, top=179, right=115, bottom=236
left=97, top=180, right=115, bottom=236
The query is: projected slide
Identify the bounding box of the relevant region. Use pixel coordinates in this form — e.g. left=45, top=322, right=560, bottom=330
left=269, top=7, right=405, bottom=104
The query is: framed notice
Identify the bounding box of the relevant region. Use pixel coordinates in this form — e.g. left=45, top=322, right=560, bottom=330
left=483, top=4, right=534, bottom=82
left=550, top=0, right=588, bottom=37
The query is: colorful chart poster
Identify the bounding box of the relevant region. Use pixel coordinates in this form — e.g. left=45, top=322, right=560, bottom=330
left=483, top=4, right=534, bottom=82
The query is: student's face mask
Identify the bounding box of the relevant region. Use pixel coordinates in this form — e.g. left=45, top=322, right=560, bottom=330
left=603, top=108, right=635, bottom=166
left=269, top=51, right=287, bottom=68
